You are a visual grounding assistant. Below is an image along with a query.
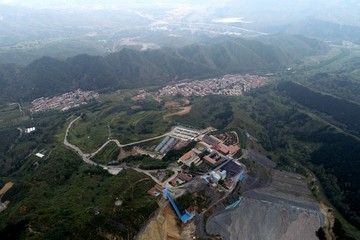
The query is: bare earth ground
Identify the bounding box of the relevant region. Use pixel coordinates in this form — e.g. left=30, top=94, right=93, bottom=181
left=206, top=170, right=324, bottom=240
left=163, top=106, right=192, bottom=121
left=137, top=205, right=181, bottom=240
left=0, top=182, right=14, bottom=213
left=180, top=222, right=196, bottom=240
left=164, top=101, right=181, bottom=109
left=0, top=182, right=13, bottom=195
left=320, top=202, right=336, bottom=239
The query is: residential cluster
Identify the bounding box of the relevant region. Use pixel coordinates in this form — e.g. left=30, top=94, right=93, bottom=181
left=30, top=89, right=99, bottom=113
left=158, top=74, right=268, bottom=97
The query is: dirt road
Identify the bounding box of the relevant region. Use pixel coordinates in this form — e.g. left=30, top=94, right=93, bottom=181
left=0, top=182, right=14, bottom=195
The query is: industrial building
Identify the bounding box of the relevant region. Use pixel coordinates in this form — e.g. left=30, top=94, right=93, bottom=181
left=154, top=136, right=178, bottom=153
left=202, top=134, right=240, bottom=156
left=203, top=151, right=225, bottom=165
left=178, top=149, right=202, bottom=166
left=170, top=126, right=200, bottom=141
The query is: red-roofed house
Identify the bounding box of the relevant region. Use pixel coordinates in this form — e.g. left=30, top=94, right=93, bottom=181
left=178, top=172, right=192, bottom=182
left=203, top=152, right=224, bottom=166
left=178, top=149, right=201, bottom=166
left=147, top=187, right=160, bottom=196
left=147, top=184, right=164, bottom=196
left=179, top=150, right=194, bottom=162
left=217, top=143, right=230, bottom=155
left=155, top=184, right=164, bottom=192
left=228, top=145, right=240, bottom=155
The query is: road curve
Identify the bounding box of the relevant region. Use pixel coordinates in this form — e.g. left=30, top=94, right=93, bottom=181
left=90, top=133, right=169, bottom=157
left=64, top=115, right=106, bottom=168
left=64, top=115, right=171, bottom=176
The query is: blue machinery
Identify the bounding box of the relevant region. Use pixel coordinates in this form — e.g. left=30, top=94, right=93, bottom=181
left=163, top=189, right=192, bottom=223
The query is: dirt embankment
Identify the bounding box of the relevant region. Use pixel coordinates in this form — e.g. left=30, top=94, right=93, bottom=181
left=0, top=182, right=14, bottom=195
left=0, top=182, right=14, bottom=212
left=320, top=203, right=336, bottom=240
left=137, top=205, right=181, bottom=240
left=163, top=106, right=192, bottom=122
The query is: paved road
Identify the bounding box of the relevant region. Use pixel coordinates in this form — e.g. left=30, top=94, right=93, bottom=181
left=91, top=133, right=169, bottom=157
left=64, top=116, right=102, bottom=166
left=64, top=115, right=172, bottom=177
left=64, top=115, right=195, bottom=200
left=64, top=115, right=123, bottom=174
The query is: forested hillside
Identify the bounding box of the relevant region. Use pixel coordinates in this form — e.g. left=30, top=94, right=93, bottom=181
left=278, top=81, right=360, bottom=135
left=0, top=34, right=327, bottom=103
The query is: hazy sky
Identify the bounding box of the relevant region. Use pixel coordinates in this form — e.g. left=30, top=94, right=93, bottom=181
left=0, top=0, right=359, bottom=26
left=0, top=0, right=358, bottom=10
left=0, top=0, right=225, bottom=8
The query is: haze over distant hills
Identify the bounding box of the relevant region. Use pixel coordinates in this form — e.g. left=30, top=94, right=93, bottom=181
left=0, top=34, right=327, bottom=103
left=0, top=0, right=359, bottom=65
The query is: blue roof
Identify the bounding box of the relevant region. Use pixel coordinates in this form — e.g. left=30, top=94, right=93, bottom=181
left=163, top=189, right=194, bottom=223
left=181, top=213, right=191, bottom=222
left=239, top=174, right=245, bottom=181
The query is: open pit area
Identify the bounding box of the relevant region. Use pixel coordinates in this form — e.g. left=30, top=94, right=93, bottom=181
left=136, top=205, right=181, bottom=240
left=206, top=170, right=324, bottom=240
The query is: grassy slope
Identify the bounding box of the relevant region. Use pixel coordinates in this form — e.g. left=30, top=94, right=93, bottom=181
left=68, top=93, right=171, bottom=152
left=0, top=104, right=29, bottom=129
left=91, top=142, right=120, bottom=165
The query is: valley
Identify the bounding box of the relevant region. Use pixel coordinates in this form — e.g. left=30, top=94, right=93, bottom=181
left=0, top=26, right=360, bottom=239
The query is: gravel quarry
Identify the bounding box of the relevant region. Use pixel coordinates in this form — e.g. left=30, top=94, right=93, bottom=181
left=206, top=169, right=324, bottom=240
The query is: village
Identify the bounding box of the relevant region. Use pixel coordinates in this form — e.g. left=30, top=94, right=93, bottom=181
left=30, top=89, right=99, bottom=113
left=29, top=74, right=266, bottom=114
left=158, top=74, right=268, bottom=97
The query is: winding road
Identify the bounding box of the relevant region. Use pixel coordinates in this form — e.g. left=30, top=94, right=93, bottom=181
left=63, top=115, right=195, bottom=197
left=91, top=133, right=169, bottom=157
left=9, top=102, right=25, bottom=117
left=64, top=115, right=171, bottom=177
left=64, top=115, right=103, bottom=166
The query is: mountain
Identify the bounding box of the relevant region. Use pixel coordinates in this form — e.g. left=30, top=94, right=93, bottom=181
left=264, top=19, right=360, bottom=44
left=0, top=34, right=328, bottom=103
